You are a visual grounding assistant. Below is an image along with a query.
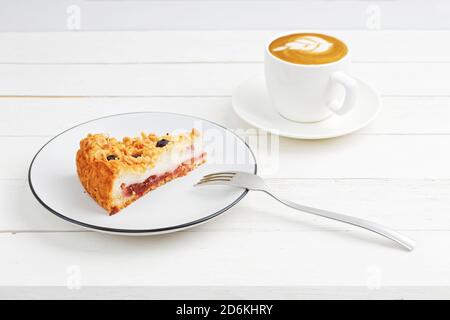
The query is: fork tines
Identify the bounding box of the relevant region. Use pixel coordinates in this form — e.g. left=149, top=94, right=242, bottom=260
left=203, top=172, right=237, bottom=178
left=195, top=171, right=236, bottom=186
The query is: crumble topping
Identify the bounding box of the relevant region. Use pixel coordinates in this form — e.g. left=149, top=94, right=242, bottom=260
left=78, top=128, right=200, bottom=173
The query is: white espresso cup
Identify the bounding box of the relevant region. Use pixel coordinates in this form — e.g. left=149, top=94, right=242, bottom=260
left=264, top=32, right=359, bottom=123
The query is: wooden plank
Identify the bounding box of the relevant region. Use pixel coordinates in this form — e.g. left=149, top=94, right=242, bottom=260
left=0, top=180, right=79, bottom=232
left=0, top=63, right=448, bottom=97
left=2, top=178, right=449, bottom=232
left=0, top=0, right=448, bottom=31
left=0, top=230, right=447, bottom=287
left=2, top=285, right=449, bottom=300
left=4, top=134, right=450, bottom=179
left=0, top=137, right=46, bottom=179
left=1, top=31, right=450, bottom=63
left=271, top=134, right=450, bottom=179
left=1, top=97, right=449, bottom=136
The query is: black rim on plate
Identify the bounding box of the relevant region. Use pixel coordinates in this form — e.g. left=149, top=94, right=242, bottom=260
left=28, top=112, right=258, bottom=234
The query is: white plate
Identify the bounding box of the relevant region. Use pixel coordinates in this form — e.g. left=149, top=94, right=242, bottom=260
left=232, top=74, right=381, bottom=139
left=29, top=112, right=257, bottom=235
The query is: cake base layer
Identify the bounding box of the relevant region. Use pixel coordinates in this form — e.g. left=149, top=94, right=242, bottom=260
left=110, top=152, right=206, bottom=214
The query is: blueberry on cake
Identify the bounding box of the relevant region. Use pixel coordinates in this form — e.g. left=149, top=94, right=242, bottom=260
left=76, top=129, right=206, bottom=214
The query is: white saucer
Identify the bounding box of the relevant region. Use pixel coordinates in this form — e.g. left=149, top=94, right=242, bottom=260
left=232, top=74, right=381, bottom=139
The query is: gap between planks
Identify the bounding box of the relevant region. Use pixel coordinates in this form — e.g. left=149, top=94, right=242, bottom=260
left=2, top=61, right=450, bottom=65
left=2, top=229, right=450, bottom=235
left=3, top=94, right=450, bottom=99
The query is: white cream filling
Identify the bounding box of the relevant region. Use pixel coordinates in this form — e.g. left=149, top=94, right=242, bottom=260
left=111, top=139, right=203, bottom=201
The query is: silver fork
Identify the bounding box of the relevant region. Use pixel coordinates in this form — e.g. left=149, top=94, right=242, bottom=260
left=195, top=171, right=415, bottom=251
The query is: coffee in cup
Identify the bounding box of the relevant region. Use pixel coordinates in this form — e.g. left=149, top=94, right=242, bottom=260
left=269, top=33, right=348, bottom=65
left=265, top=32, right=358, bottom=123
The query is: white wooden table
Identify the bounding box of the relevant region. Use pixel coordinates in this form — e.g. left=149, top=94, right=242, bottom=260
left=1, top=30, right=450, bottom=299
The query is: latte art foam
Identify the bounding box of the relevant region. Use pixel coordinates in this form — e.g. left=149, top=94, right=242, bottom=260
left=269, top=33, right=348, bottom=65
left=272, top=36, right=333, bottom=54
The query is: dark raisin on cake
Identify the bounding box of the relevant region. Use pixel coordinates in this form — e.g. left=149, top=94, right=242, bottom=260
left=156, top=139, right=169, bottom=148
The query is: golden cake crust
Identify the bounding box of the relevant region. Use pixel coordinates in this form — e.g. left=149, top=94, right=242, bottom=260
left=76, top=129, right=202, bottom=214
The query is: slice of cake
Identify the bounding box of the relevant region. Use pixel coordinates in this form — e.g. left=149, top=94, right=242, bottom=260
left=76, top=129, right=206, bottom=214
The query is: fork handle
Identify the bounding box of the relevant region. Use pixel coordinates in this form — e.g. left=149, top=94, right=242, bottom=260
left=263, top=191, right=415, bottom=251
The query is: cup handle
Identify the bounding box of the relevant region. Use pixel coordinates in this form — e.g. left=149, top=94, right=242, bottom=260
left=327, top=71, right=358, bottom=116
